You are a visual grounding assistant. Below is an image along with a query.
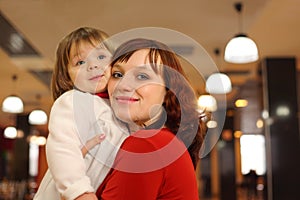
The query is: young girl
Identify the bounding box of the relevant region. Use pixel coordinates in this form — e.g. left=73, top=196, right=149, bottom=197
left=34, top=27, right=128, bottom=200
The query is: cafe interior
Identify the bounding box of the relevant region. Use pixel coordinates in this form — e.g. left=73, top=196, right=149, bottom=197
left=0, top=0, right=300, bottom=199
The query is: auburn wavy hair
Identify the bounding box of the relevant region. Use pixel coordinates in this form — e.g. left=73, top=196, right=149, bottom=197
left=111, top=38, right=208, bottom=168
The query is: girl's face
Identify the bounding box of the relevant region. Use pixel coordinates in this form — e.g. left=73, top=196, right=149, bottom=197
left=68, top=41, right=112, bottom=93
left=108, top=49, right=166, bottom=126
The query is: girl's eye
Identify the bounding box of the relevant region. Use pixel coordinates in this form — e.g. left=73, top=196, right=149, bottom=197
left=98, top=55, right=106, bottom=60
left=137, top=73, right=149, bottom=80
left=112, top=71, right=123, bottom=78
left=76, top=60, right=85, bottom=66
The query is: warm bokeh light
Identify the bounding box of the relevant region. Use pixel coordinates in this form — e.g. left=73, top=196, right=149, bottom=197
left=235, top=99, right=248, bottom=108
left=256, top=119, right=264, bottom=128
left=234, top=130, right=243, bottom=138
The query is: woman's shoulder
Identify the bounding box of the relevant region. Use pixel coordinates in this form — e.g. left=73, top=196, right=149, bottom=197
left=114, top=128, right=189, bottom=173
left=121, top=128, right=185, bottom=153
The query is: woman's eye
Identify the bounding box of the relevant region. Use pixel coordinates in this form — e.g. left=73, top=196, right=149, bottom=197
left=112, top=72, right=123, bottom=78
left=76, top=60, right=85, bottom=66
left=137, top=73, right=149, bottom=80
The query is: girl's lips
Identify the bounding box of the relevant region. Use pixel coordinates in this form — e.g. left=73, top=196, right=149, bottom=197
left=115, top=96, right=139, bottom=103
left=89, top=74, right=103, bottom=81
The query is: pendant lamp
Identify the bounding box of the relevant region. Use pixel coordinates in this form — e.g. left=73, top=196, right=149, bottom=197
left=198, top=95, right=217, bottom=112
left=206, top=48, right=232, bottom=94
left=2, top=74, right=24, bottom=113
left=4, top=126, right=17, bottom=139
left=28, top=94, right=48, bottom=125
left=224, top=2, right=259, bottom=64
left=28, top=109, right=48, bottom=125
left=206, top=73, right=232, bottom=94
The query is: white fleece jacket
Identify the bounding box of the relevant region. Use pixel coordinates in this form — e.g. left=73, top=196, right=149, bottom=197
left=34, top=89, right=128, bottom=200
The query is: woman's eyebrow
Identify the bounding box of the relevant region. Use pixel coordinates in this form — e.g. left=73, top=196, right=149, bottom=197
left=112, top=63, right=122, bottom=69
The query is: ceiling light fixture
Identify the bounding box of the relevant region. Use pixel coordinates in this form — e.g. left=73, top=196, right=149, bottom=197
left=28, top=94, right=48, bottom=125
left=4, top=126, right=17, bottom=139
left=198, top=95, right=217, bottom=112
left=206, top=48, right=232, bottom=94
left=224, top=2, right=259, bottom=64
left=2, top=74, right=24, bottom=113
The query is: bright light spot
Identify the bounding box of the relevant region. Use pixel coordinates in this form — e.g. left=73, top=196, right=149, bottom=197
left=29, top=143, right=39, bottom=177
left=235, top=99, right=248, bottom=108
left=197, top=95, right=217, bottom=112
left=205, top=73, right=232, bottom=94
left=234, top=130, right=243, bottom=138
left=276, top=105, right=290, bottom=117
left=257, top=183, right=264, bottom=191
left=30, top=135, right=47, bottom=146
left=261, top=110, right=269, bottom=119
left=206, top=120, right=217, bottom=128
left=240, top=134, right=266, bottom=175
left=256, top=119, right=264, bottom=128
left=4, top=126, right=17, bottom=139
left=29, top=109, right=48, bottom=125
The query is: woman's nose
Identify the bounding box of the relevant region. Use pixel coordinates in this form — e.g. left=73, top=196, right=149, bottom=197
left=116, top=76, right=135, bottom=92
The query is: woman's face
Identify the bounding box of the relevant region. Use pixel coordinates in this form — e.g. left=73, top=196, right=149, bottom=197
left=108, top=49, right=166, bottom=126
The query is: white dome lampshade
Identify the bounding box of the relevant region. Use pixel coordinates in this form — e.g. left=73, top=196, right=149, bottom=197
left=206, top=73, right=232, bottom=94
left=2, top=95, right=24, bottom=113
left=4, top=126, right=17, bottom=139
left=197, top=95, right=217, bottom=112
left=29, top=109, right=48, bottom=125
left=224, top=33, right=259, bottom=64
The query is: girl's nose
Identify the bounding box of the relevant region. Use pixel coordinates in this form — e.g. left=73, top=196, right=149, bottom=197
left=88, top=64, right=99, bottom=71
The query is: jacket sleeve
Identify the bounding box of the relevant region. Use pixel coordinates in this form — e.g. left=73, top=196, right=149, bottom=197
left=46, top=91, right=94, bottom=200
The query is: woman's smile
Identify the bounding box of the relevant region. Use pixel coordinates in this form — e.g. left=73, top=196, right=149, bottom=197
left=115, top=96, right=139, bottom=104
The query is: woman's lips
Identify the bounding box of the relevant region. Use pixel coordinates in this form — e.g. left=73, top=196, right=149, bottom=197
left=115, top=96, right=139, bottom=103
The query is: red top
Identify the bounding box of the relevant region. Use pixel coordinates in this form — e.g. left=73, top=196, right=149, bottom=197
left=95, top=91, right=109, bottom=99
left=96, top=128, right=199, bottom=200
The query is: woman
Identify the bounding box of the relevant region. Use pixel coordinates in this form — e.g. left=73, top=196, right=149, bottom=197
left=96, top=38, right=208, bottom=200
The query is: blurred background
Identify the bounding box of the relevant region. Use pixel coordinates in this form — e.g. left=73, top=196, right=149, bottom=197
left=0, top=0, right=300, bottom=199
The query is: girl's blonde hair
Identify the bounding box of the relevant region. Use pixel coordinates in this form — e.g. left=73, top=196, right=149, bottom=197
left=51, top=27, right=111, bottom=100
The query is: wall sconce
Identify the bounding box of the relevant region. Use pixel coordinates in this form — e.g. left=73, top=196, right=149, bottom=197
left=224, top=2, right=259, bottom=64
left=2, top=74, right=24, bottom=113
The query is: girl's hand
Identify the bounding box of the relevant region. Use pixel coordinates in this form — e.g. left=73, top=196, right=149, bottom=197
left=81, top=134, right=106, bottom=157
left=75, top=192, right=98, bottom=200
